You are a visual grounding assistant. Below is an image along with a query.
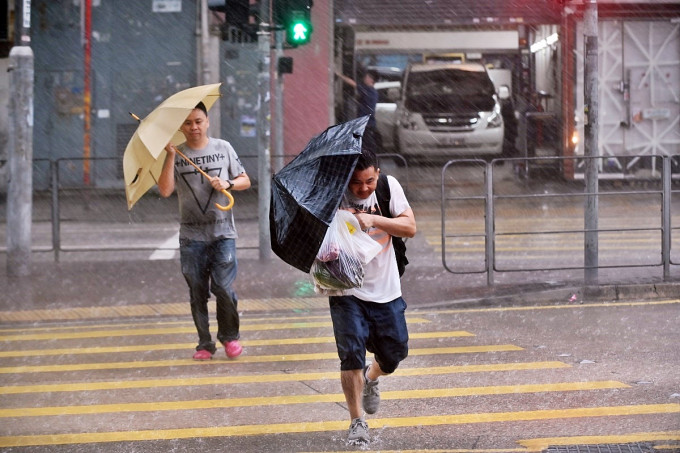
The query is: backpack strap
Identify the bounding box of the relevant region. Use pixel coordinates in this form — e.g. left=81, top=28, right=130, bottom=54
left=375, top=173, right=408, bottom=276
left=375, top=173, right=392, bottom=219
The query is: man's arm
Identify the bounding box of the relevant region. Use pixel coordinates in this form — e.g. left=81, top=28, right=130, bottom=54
left=336, top=72, right=357, bottom=89
left=354, top=208, right=417, bottom=239
left=157, top=144, right=176, bottom=198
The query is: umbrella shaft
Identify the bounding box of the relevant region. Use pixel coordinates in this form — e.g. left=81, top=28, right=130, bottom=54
left=175, top=148, right=210, bottom=180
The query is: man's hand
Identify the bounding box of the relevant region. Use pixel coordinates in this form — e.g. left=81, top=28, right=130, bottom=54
left=208, top=175, right=231, bottom=191
left=164, top=143, right=177, bottom=156
left=353, top=211, right=375, bottom=231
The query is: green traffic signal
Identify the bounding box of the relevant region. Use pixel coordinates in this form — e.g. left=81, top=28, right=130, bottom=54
left=286, top=16, right=312, bottom=46
left=293, top=22, right=307, bottom=41
left=278, top=0, right=313, bottom=46
left=291, top=22, right=309, bottom=43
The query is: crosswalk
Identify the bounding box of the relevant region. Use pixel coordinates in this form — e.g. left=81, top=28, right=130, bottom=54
left=0, top=300, right=678, bottom=451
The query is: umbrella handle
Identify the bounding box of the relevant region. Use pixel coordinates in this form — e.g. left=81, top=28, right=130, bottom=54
left=216, top=190, right=234, bottom=211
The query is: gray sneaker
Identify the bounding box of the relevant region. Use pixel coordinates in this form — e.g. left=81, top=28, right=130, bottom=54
left=362, top=364, right=380, bottom=414
left=347, top=417, right=369, bottom=445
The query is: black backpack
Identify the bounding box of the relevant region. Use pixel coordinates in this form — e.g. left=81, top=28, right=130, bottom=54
left=375, top=173, right=409, bottom=277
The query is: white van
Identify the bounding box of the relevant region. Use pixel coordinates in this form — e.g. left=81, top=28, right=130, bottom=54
left=395, top=63, right=504, bottom=159
left=374, top=80, right=401, bottom=151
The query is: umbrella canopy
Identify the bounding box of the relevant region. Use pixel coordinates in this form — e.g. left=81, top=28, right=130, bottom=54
left=123, top=83, right=222, bottom=210
left=270, top=115, right=370, bottom=273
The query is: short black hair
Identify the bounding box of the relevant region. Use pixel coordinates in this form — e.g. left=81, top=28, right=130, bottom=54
left=195, top=101, right=208, bottom=116
left=356, top=141, right=378, bottom=171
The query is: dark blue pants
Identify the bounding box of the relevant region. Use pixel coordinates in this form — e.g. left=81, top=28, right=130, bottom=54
left=329, top=295, right=409, bottom=373
left=180, top=238, right=239, bottom=353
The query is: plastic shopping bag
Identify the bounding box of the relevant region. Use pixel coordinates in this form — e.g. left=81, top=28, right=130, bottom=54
left=342, top=211, right=382, bottom=264
left=311, top=210, right=381, bottom=294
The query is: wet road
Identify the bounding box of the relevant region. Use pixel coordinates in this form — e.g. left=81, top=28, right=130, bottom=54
left=1, top=160, right=680, bottom=451
left=0, top=298, right=678, bottom=452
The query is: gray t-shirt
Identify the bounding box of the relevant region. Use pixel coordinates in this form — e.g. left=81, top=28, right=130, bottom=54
left=174, top=138, right=246, bottom=241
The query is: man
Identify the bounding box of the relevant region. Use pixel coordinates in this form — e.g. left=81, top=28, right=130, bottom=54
left=331, top=145, right=416, bottom=445
left=158, top=102, right=251, bottom=361
left=336, top=68, right=383, bottom=152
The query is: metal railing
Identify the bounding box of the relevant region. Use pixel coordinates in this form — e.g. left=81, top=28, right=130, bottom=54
left=1, top=156, right=267, bottom=261
left=0, top=154, right=409, bottom=262
left=441, top=154, right=678, bottom=285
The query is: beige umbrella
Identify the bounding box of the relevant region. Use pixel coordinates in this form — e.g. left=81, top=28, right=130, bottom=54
left=123, top=83, right=234, bottom=211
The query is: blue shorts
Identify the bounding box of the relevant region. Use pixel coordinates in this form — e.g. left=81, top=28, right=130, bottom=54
left=329, top=295, right=409, bottom=373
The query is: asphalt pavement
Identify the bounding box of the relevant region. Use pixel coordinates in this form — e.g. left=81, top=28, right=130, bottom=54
left=1, top=184, right=680, bottom=452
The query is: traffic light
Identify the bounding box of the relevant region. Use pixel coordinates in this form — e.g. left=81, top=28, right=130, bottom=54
left=209, top=0, right=258, bottom=40
left=275, top=0, right=313, bottom=47
left=207, top=0, right=250, bottom=27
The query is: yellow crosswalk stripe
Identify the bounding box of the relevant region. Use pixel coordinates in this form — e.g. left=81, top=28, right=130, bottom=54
left=0, top=319, right=192, bottom=333
left=0, top=381, right=629, bottom=418
left=0, top=297, right=330, bottom=322
left=368, top=403, right=680, bottom=428
left=0, top=344, right=523, bottom=374
left=0, top=403, right=676, bottom=448
left=306, top=450, right=526, bottom=453
left=0, top=331, right=475, bottom=358
left=0, top=318, right=430, bottom=341
left=520, top=430, right=680, bottom=452
left=0, top=313, right=335, bottom=333
left=0, top=361, right=569, bottom=394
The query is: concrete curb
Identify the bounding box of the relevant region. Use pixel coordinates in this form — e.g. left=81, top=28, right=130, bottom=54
left=417, top=281, right=680, bottom=310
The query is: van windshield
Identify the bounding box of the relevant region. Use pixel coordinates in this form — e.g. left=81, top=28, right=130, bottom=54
left=405, top=68, right=496, bottom=113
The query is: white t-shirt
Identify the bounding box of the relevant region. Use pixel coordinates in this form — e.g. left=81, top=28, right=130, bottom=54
left=340, top=175, right=410, bottom=303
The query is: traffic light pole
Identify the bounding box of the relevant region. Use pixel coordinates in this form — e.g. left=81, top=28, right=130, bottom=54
left=257, top=11, right=272, bottom=262
left=273, top=30, right=285, bottom=174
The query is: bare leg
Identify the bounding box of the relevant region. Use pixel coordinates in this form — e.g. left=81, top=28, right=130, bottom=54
left=366, top=361, right=388, bottom=381
left=340, top=369, right=364, bottom=419
left=342, top=362, right=389, bottom=419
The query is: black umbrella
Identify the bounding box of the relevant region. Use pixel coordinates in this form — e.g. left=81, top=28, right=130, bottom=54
left=270, top=116, right=370, bottom=273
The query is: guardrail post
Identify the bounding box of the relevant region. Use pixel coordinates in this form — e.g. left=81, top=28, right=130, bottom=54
left=441, top=162, right=448, bottom=272
left=51, top=160, right=60, bottom=262
left=485, top=161, right=495, bottom=285
left=662, top=156, right=671, bottom=280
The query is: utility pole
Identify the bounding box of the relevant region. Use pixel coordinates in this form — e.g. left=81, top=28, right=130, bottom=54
left=583, top=0, right=599, bottom=285
left=273, top=30, right=285, bottom=174
left=257, top=0, right=272, bottom=262
left=199, top=0, right=221, bottom=137
left=82, top=0, right=92, bottom=186
left=199, top=0, right=211, bottom=85
left=7, top=0, right=34, bottom=277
